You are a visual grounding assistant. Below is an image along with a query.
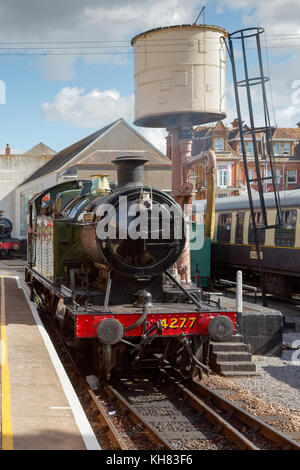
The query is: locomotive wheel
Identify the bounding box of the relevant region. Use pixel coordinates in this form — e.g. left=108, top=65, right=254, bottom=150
left=177, top=336, right=203, bottom=380
left=93, top=342, right=114, bottom=381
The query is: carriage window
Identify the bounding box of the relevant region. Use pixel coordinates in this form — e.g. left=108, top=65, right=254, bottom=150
left=275, top=210, right=297, bottom=247
left=235, top=212, right=245, bottom=244
left=248, top=212, right=266, bottom=245
left=217, top=213, right=232, bottom=243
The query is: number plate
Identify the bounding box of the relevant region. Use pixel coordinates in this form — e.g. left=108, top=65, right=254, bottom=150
left=161, top=316, right=197, bottom=331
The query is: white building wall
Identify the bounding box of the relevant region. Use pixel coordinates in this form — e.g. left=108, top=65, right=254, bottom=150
left=14, top=172, right=56, bottom=238
left=0, top=154, right=53, bottom=237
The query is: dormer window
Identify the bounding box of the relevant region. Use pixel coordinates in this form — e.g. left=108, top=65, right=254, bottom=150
left=283, top=142, right=290, bottom=155
left=215, top=138, right=224, bottom=151
left=274, top=142, right=281, bottom=156
left=247, top=142, right=254, bottom=155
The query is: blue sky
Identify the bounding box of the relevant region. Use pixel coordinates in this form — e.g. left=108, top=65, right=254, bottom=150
left=0, top=0, right=299, bottom=154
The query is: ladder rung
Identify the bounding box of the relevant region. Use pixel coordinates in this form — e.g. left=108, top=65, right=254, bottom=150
left=241, top=126, right=270, bottom=135
left=248, top=176, right=275, bottom=183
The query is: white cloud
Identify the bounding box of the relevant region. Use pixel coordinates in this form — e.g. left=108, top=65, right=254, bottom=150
left=41, top=86, right=134, bottom=128
left=137, top=127, right=167, bottom=154
left=41, top=85, right=168, bottom=153
left=0, top=0, right=201, bottom=80
left=216, top=0, right=300, bottom=127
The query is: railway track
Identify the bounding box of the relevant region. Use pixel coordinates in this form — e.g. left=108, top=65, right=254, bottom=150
left=36, top=302, right=300, bottom=451
left=103, top=373, right=251, bottom=450
left=99, top=370, right=300, bottom=450
left=188, top=377, right=300, bottom=450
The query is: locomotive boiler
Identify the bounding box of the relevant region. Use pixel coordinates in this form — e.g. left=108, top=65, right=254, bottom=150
left=25, top=156, right=236, bottom=380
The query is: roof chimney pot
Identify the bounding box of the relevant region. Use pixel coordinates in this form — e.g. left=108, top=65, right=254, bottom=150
left=5, top=144, right=10, bottom=155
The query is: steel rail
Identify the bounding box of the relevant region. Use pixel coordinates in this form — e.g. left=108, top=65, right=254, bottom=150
left=103, top=382, right=174, bottom=450
left=160, top=370, right=258, bottom=450
left=88, top=388, right=127, bottom=450
left=191, top=379, right=300, bottom=451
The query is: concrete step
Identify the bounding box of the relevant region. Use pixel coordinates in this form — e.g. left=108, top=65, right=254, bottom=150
left=220, top=370, right=259, bottom=377
left=214, top=361, right=257, bottom=372
left=210, top=342, right=249, bottom=352
left=220, top=334, right=244, bottom=343
left=212, top=351, right=253, bottom=362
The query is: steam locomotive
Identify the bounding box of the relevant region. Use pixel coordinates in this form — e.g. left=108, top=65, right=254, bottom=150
left=25, top=156, right=236, bottom=380
left=0, top=212, right=21, bottom=258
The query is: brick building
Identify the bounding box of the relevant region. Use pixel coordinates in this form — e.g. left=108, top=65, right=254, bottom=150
left=173, top=119, right=300, bottom=199
left=229, top=119, right=300, bottom=193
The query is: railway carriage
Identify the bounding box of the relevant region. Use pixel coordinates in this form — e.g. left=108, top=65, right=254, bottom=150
left=25, top=156, right=236, bottom=381
left=193, top=189, right=300, bottom=298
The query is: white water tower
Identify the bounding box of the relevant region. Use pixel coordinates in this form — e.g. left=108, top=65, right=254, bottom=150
left=131, top=24, right=228, bottom=281
left=131, top=24, right=227, bottom=128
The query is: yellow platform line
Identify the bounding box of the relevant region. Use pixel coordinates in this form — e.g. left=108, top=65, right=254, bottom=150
left=0, top=276, right=13, bottom=450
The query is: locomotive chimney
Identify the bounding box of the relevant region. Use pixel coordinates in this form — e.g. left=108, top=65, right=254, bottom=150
left=112, top=155, right=148, bottom=188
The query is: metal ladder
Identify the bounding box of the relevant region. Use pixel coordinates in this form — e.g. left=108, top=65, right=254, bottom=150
left=226, top=27, right=282, bottom=306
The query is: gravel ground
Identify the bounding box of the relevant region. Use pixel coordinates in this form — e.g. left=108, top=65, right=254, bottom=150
left=202, top=331, right=300, bottom=437
left=229, top=331, right=300, bottom=415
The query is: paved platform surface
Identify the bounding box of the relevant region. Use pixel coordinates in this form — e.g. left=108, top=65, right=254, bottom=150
left=0, top=262, right=100, bottom=450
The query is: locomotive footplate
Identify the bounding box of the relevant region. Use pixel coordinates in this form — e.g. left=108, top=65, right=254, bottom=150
left=71, top=303, right=236, bottom=339
left=25, top=267, right=236, bottom=342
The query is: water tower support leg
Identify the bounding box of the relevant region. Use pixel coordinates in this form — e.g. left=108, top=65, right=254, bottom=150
left=169, top=126, right=193, bottom=284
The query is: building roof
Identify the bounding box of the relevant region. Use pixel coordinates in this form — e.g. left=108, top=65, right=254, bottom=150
left=21, top=118, right=168, bottom=186
left=23, top=142, right=56, bottom=157
left=272, top=127, right=300, bottom=140
left=21, top=119, right=123, bottom=185
left=228, top=123, right=300, bottom=142
left=77, top=149, right=171, bottom=167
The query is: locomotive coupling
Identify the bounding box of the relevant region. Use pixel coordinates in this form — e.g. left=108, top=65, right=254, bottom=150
left=96, top=318, right=124, bottom=345
left=178, top=333, right=211, bottom=374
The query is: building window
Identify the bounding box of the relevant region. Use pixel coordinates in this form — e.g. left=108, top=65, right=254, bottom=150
left=217, top=213, right=232, bottom=243
left=283, top=142, right=290, bottom=155
left=215, top=138, right=224, bottom=151
left=247, top=142, right=254, bottom=155
left=235, top=211, right=245, bottom=244
left=275, top=210, right=297, bottom=247
left=267, top=168, right=281, bottom=184
left=287, top=169, right=297, bottom=184
left=217, top=164, right=231, bottom=188
left=248, top=212, right=266, bottom=245
left=274, top=142, right=281, bottom=156
left=249, top=169, right=255, bottom=181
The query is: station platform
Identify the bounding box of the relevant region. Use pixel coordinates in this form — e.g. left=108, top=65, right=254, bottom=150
left=0, top=263, right=101, bottom=450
